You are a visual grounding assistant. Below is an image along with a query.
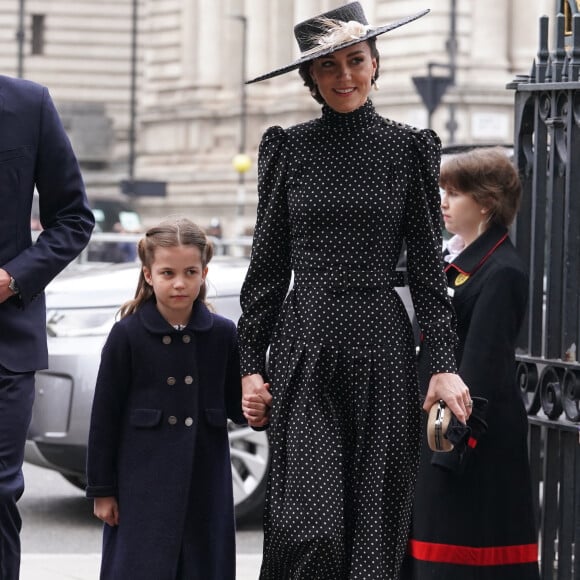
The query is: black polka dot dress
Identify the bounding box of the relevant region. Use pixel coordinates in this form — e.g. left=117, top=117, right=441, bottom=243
left=238, top=99, right=458, bottom=580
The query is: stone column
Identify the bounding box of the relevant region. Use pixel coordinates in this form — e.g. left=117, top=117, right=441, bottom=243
left=510, top=0, right=545, bottom=74
left=245, top=0, right=271, bottom=83
left=193, top=0, right=222, bottom=85
left=468, top=0, right=510, bottom=83
left=181, top=0, right=196, bottom=81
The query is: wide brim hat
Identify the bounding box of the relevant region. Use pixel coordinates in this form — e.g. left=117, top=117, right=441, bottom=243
left=246, top=2, right=429, bottom=84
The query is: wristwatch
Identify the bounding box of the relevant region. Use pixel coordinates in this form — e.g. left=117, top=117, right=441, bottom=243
left=8, top=276, right=20, bottom=295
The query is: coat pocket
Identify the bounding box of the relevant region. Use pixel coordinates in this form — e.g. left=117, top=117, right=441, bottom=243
left=205, top=408, right=227, bottom=428
left=130, top=408, right=162, bottom=428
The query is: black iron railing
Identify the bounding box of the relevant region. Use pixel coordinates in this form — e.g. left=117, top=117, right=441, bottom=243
left=510, top=9, right=580, bottom=579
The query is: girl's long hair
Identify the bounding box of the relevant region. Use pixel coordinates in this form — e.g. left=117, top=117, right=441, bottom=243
left=119, top=217, right=213, bottom=318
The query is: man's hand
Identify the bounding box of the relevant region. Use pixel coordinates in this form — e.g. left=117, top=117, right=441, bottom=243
left=0, top=268, right=15, bottom=304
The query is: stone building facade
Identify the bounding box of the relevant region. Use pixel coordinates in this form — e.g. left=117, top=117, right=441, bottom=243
left=0, top=0, right=561, bottom=234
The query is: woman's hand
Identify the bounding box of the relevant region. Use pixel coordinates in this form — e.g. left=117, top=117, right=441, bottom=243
left=424, top=372, right=472, bottom=424
left=94, top=496, right=119, bottom=527
left=242, top=373, right=272, bottom=428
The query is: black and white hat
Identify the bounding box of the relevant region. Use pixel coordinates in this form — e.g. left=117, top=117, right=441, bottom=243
left=246, top=2, right=429, bottom=84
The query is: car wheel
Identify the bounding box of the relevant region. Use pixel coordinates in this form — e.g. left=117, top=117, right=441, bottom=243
left=229, top=422, right=270, bottom=522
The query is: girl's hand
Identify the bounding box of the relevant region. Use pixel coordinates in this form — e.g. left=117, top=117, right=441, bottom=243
left=242, top=374, right=272, bottom=427
left=243, top=392, right=270, bottom=424
left=94, top=496, right=119, bottom=527
left=424, top=372, right=472, bottom=424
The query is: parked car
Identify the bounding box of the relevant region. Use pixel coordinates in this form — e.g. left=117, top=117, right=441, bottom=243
left=24, top=255, right=269, bottom=521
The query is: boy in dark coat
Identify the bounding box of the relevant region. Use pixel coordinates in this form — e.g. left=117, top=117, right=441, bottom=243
left=402, top=148, right=540, bottom=580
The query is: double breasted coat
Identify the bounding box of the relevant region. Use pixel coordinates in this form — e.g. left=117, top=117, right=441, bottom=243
left=402, top=224, right=540, bottom=580
left=86, top=298, right=245, bottom=580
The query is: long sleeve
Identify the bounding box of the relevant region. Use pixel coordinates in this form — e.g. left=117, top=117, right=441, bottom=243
left=404, top=129, right=458, bottom=374
left=458, top=264, right=527, bottom=405
left=238, top=126, right=292, bottom=376
left=224, top=320, right=246, bottom=424
left=86, top=322, right=131, bottom=498
left=4, top=85, right=94, bottom=305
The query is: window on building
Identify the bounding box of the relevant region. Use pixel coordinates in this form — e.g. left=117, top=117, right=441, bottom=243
left=561, top=1, right=580, bottom=35
left=31, top=14, right=45, bottom=55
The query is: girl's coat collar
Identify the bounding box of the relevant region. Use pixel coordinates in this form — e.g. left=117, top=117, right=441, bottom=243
left=444, top=224, right=509, bottom=285
left=138, top=298, right=214, bottom=334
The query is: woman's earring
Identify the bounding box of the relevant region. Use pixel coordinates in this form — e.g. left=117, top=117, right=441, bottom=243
left=372, top=78, right=379, bottom=91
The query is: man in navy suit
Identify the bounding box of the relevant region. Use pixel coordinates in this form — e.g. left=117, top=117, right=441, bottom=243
left=0, top=75, right=95, bottom=578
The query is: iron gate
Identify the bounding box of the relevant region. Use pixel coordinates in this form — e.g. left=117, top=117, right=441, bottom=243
left=510, top=9, right=580, bottom=580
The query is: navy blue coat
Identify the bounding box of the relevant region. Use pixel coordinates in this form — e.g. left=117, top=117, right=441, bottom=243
left=0, top=75, right=94, bottom=372
left=403, top=224, right=539, bottom=580
left=86, top=298, right=245, bottom=580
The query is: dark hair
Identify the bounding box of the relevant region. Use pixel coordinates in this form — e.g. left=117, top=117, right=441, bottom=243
left=119, top=216, right=213, bottom=318
left=298, top=38, right=380, bottom=104
left=439, top=147, right=521, bottom=228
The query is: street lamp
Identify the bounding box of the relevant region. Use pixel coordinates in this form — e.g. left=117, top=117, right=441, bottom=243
left=231, top=14, right=251, bottom=237
left=411, top=0, right=457, bottom=141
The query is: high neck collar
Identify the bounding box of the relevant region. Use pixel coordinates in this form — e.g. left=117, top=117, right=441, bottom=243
left=445, top=223, right=509, bottom=276
left=320, top=99, right=378, bottom=131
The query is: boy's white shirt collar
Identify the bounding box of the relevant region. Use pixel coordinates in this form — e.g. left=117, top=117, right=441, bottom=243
left=443, top=234, right=465, bottom=263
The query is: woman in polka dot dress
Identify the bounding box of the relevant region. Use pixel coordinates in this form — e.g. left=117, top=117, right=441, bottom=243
left=238, top=3, right=472, bottom=579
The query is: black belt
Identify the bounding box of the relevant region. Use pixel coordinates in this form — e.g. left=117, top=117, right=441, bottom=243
left=293, top=269, right=408, bottom=290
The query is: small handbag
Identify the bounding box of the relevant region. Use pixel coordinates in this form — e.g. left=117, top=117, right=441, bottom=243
left=427, top=397, right=488, bottom=453
left=427, top=400, right=454, bottom=452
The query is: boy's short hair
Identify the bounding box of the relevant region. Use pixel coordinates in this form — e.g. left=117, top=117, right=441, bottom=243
left=439, top=147, right=521, bottom=228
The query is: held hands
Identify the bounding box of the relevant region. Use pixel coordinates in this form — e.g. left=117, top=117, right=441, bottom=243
left=424, top=372, right=472, bottom=424
left=242, top=373, right=272, bottom=428
left=94, top=496, right=119, bottom=527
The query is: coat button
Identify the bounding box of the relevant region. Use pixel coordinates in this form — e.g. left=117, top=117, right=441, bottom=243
left=182, top=335, right=191, bottom=344
left=184, top=417, right=193, bottom=427
left=168, top=415, right=177, bottom=425
left=184, top=375, right=193, bottom=385
left=162, top=335, right=172, bottom=345
left=167, top=376, right=176, bottom=386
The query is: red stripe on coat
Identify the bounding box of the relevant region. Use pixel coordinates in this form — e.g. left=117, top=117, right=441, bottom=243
left=408, top=539, right=539, bottom=566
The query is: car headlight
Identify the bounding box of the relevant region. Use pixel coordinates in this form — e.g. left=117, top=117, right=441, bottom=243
left=46, top=307, right=118, bottom=337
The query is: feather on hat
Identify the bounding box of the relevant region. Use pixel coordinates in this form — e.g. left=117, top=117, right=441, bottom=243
left=246, top=2, right=429, bottom=84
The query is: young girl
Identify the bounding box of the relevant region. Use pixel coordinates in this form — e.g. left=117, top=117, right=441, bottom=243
left=86, top=217, right=261, bottom=580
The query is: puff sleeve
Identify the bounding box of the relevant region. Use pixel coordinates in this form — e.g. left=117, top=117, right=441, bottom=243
left=237, top=126, right=292, bottom=376
left=404, top=129, right=458, bottom=374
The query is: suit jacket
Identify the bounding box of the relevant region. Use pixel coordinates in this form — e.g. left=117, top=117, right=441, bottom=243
left=0, top=75, right=94, bottom=372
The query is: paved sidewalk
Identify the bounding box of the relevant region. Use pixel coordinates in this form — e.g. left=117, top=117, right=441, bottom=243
left=21, top=553, right=262, bottom=579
